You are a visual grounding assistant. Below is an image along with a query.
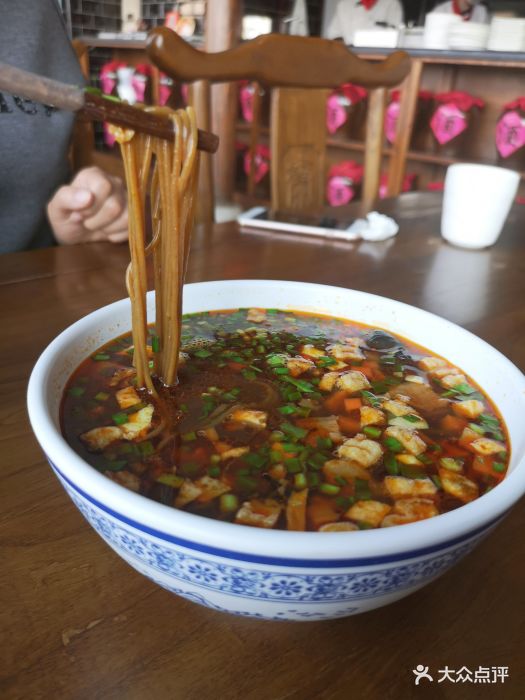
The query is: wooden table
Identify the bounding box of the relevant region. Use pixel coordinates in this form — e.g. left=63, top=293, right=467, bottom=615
left=2, top=192, right=524, bottom=699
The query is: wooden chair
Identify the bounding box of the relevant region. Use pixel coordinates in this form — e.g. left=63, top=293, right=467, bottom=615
left=146, top=28, right=411, bottom=220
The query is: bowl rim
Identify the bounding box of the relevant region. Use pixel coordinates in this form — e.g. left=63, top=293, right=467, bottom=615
left=27, top=279, right=525, bottom=563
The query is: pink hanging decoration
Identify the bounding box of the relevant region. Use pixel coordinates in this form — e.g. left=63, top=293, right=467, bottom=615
left=240, top=83, right=255, bottom=122
left=496, top=111, right=525, bottom=159
left=159, top=74, right=173, bottom=106
left=385, top=101, right=400, bottom=144
left=131, top=64, right=150, bottom=103
left=430, top=104, right=468, bottom=145
left=326, top=94, right=347, bottom=134
left=327, top=176, right=355, bottom=206
left=244, top=145, right=270, bottom=183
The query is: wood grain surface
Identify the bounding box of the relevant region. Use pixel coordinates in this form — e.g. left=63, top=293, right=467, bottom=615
left=1, top=192, right=524, bottom=699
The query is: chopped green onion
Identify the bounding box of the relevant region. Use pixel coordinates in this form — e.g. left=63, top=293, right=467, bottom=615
left=94, top=391, right=109, bottom=401
left=267, top=354, right=286, bottom=367
left=384, top=453, right=399, bottom=475
left=68, top=386, right=85, bottom=397
left=493, top=462, right=506, bottom=473
left=431, top=475, right=443, bottom=489
left=139, top=440, right=155, bottom=457
left=468, top=423, right=485, bottom=435
left=363, top=426, right=382, bottom=439
left=194, top=348, right=212, bottom=359
left=112, top=412, right=128, bottom=426
left=319, top=483, right=341, bottom=496
left=354, top=478, right=372, bottom=500
left=316, top=437, right=333, bottom=450
left=105, top=460, right=127, bottom=471
left=399, top=465, right=427, bottom=479
left=280, top=422, right=308, bottom=440
left=439, top=457, right=463, bottom=472
left=181, top=431, right=197, bottom=442
left=220, top=493, right=239, bottom=513
left=278, top=405, right=296, bottom=415
left=151, top=335, right=160, bottom=353
left=335, top=475, right=347, bottom=487
left=270, top=430, right=285, bottom=442
left=285, top=458, right=302, bottom=474
left=156, top=474, right=183, bottom=488
left=274, top=367, right=290, bottom=375
left=307, top=472, right=321, bottom=487
left=294, top=473, right=308, bottom=490
left=384, top=436, right=404, bottom=453
left=210, top=454, right=221, bottom=464
left=208, top=465, right=221, bottom=477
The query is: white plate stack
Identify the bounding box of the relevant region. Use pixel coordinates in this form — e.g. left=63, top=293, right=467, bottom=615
left=448, top=22, right=489, bottom=51
left=487, top=17, right=525, bottom=52
left=423, top=12, right=461, bottom=50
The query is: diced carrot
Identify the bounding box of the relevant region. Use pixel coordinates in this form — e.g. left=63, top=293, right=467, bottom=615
left=442, top=441, right=470, bottom=458
left=357, top=364, right=375, bottom=379
left=324, top=390, right=347, bottom=414
left=337, top=415, right=361, bottom=435
left=441, top=414, right=468, bottom=435
left=471, top=455, right=505, bottom=483
left=227, top=361, right=246, bottom=371
left=307, top=494, right=341, bottom=530
left=304, top=428, right=329, bottom=448
left=344, top=397, right=362, bottom=413
left=214, top=441, right=233, bottom=454
left=286, top=488, right=308, bottom=531
left=269, top=464, right=286, bottom=479
left=296, top=418, right=324, bottom=430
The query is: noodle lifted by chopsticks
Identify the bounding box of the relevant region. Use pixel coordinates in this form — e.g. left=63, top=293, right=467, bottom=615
left=112, top=105, right=199, bottom=392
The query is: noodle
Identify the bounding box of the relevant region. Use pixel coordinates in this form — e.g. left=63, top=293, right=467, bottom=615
left=111, top=106, right=200, bottom=393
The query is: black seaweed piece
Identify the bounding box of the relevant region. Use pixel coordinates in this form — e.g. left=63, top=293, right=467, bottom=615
left=365, top=330, right=399, bottom=350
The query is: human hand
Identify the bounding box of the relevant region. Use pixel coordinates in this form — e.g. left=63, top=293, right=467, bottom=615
left=47, top=166, right=128, bottom=245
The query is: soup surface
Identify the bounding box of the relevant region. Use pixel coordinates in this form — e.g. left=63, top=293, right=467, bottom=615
left=61, top=308, right=509, bottom=531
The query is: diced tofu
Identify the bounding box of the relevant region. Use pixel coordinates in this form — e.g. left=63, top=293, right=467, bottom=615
left=459, top=426, right=480, bottom=447
left=287, top=356, right=315, bottom=377
left=345, top=500, right=391, bottom=527
left=337, top=435, right=383, bottom=468
left=452, top=399, right=485, bottom=420
left=116, top=386, right=141, bottom=409
left=360, top=406, right=385, bottom=427
left=384, top=425, right=426, bottom=456
left=441, top=374, right=467, bottom=389
left=80, top=426, right=122, bottom=451
left=198, top=426, right=219, bottom=443
left=405, top=375, right=426, bottom=385
left=120, top=405, right=154, bottom=440
left=323, top=459, right=370, bottom=483
left=286, top=488, right=308, bottom=531
left=195, top=476, right=230, bottom=502
left=319, top=522, right=359, bottom=532
left=246, top=308, right=266, bottom=323
left=106, top=469, right=140, bottom=492
left=396, top=453, right=422, bottom=465
left=319, top=371, right=340, bottom=392
left=228, top=409, right=267, bottom=430
left=393, top=498, right=438, bottom=520
left=470, top=437, right=506, bottom=456
left=327, top=343, right=365, bottom=362
left=381, top=514, right=414, bottom=527
left=384, top=476, right=438, bottom=499
left=175, top=479, right=203, bottom=507
left=335, top=370, right=370, bottom=394
left=299, top=344, right=327, bottom=360
left=235, top=499, right=282, bottom=528
left=109, top=367, right=136, bottom=387
left=429, top=367, right=462, bottom=380
left=382, top=399, right=413, bottom=417
left=418, top=357, right=448, bottom=372
left=308, top=416, right=345, bottom=444
left=438, top=468, right=479, bottom=503
left=220, top=446, right=250, bottom=461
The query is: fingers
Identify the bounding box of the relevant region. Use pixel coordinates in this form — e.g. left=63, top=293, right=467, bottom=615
left=47, top=185, right=94, bottom=219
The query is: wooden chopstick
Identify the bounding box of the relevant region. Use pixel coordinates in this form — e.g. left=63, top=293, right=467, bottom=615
left=0, top=61, right=219, bottom=154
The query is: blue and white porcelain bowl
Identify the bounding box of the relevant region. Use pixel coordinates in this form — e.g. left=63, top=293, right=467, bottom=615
left=27, top=280, right=525, bottom=621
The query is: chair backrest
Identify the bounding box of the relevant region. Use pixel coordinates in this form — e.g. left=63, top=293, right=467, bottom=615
left=147, top=29, right=411, bottom=219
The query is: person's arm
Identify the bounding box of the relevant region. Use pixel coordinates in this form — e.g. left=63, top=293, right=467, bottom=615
left=47, top=166, right=128, bottom=245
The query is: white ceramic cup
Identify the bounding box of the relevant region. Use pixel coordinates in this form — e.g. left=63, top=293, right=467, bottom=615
left=441, top=163, right=520, bottom=249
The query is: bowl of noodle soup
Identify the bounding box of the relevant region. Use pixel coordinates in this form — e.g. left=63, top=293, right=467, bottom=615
left=28, top=279, right=525, bottom=621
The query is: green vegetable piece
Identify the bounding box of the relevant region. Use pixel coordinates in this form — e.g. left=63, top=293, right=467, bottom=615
left=181, top=431, right=197, bottom=442
left=439, top=457, right=463, bottom=472
left=208, top=465, right=221, bottom=477
left=383, top=436, right=404, bottom=453
left=112, top=412, right=128, bottom=426
left=194, top=348, right=213, bottom=359
left=220, top=493, right=239, bottom=513
left=281, top=422, right=308, bottom=440
left=274, top=367, right=290, bottom=375
left=285, top=458, right=302, bottom=474
left=468, top=422, right=485, bottom=435
left=319, top=483, right=341, bottom=496
left=354, top=478, right=372, bottom=500
left=151, top=335, right=160, bottom=353
left=363, top=426, right=382, bottom=439
left=156, top=474, right=183, bottom=488
left=384, top=453, right=399, bottom=475
left=294, top=473, right=308, bottom=490
left=94, top=391, right=109, bottom=401
left=139, top=440, right=155, bottom=457
left=399, top=465, right=427, bottom=479
left=278, top=405, right=296, bottom=415
left=68, top=386, right=85, bottom=397
left=493, top=462, right=506, bottom=473
left=105, top=460, right=127, bottom=471
left=93, top=353, right=110, bottom=361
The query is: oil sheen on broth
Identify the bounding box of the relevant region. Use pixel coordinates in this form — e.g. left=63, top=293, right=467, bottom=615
left=61, top=308, right=509, bottom=532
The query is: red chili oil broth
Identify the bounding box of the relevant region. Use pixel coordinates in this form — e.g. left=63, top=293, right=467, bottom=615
left=60, top=308, right=510, bottom=531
